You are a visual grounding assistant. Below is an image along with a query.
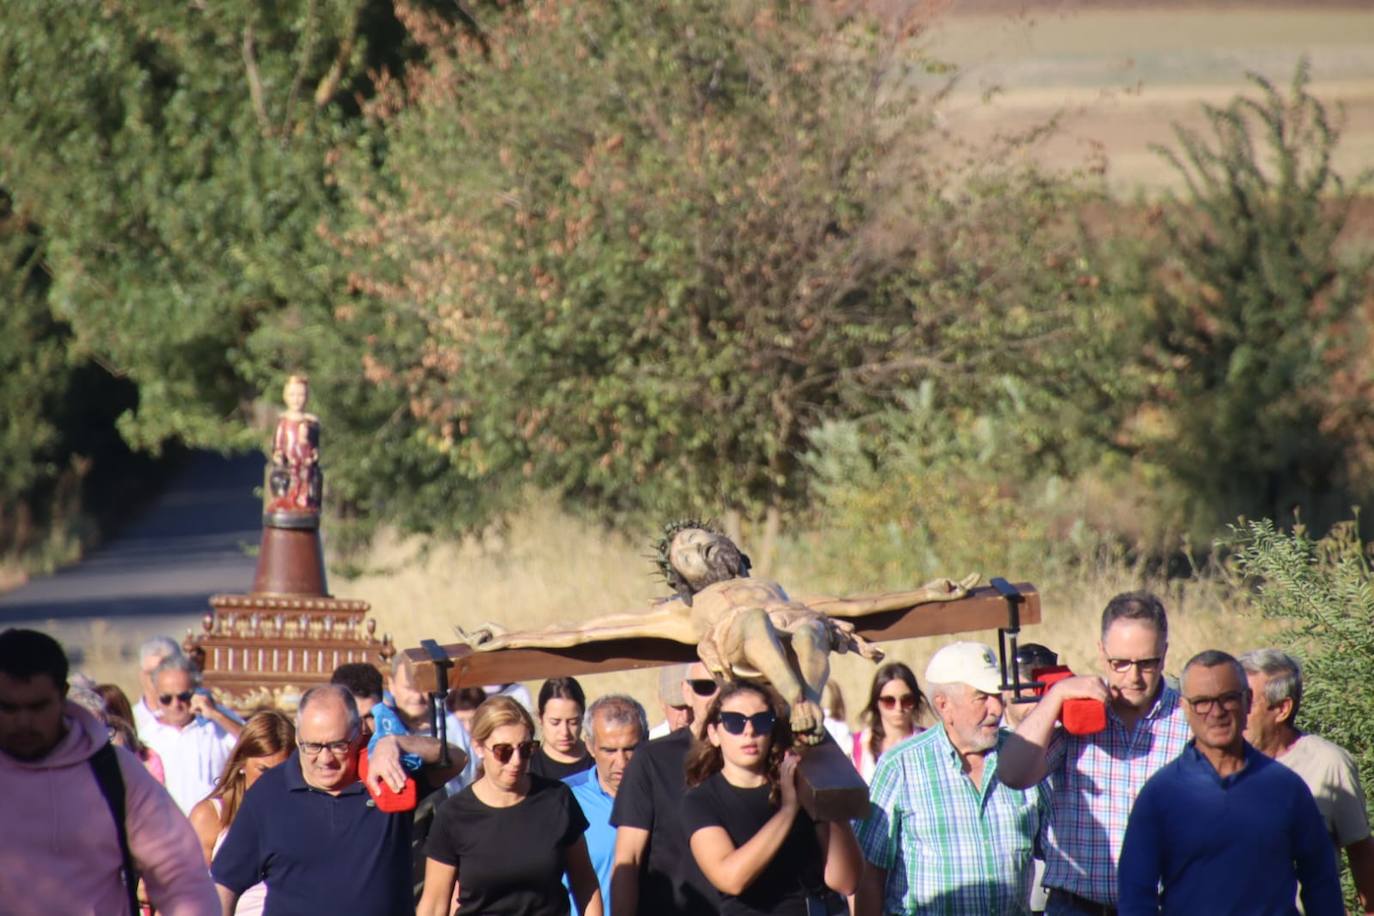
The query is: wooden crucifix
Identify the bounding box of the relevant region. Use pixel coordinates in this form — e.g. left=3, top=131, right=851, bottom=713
left=401, top=522, right=1041, bottom=819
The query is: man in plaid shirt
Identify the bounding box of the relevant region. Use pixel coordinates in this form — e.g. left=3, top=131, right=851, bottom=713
left=998, top=592, right=1191, bottom=915
left=855, top=642, right=1049, bottom=915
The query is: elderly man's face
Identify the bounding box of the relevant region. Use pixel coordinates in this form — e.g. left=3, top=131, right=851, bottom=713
left=587, top=714, right=641, bottom=796
left=1243, top=671, right=1291, bottom=747
left=389, top=662, right=429, bottom=724
left=682, top=662, right=719, bottom=728
left=1183, top=663, right=1250, bottom=753
left=153, top=668, right=196, bottom=729
left=934, top=684, right=1004, bottom=755
left=1099, top=619, right=1167, bottom=712
left=297, top=696, right=361, bottom=793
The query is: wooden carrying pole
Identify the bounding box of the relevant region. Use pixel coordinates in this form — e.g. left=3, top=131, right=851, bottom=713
left=401, top=582, right=1041, bottom=694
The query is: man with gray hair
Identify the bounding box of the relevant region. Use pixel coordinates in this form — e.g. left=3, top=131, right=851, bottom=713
left=856, top=642, right=1049, bottom=915
left=132, top=635, right=183, bottom=735
left=213, top=684, right=416, bottom=915
left=565, top=694, right=649, bottom=912
left=1242, top=648, right=1374, bottom=911
left=140, top=655, right=237, bottom=813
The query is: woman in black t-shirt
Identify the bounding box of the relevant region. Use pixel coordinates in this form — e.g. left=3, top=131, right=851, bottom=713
left=529, top=676, right=596, bottom=780
left=417, top=696, right=602, bottom=916
left=682, top=681, right=862, bottom=916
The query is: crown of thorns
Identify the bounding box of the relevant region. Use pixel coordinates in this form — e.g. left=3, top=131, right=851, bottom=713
left=652, top=517, right=719, bottom=584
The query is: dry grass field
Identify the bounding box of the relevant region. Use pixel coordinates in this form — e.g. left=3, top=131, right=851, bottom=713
left=924, top=6, right=1374, bottom=192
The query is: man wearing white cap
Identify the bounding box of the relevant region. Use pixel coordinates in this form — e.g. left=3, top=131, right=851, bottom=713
left=855, top=642, right=1049, bottom=916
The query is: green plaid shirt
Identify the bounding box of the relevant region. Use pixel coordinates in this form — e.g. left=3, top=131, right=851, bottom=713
left=857, top=725, right=1048, bottom=915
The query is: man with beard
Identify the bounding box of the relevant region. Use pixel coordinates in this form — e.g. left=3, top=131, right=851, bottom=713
left=467, top=520, right=976, bottom=742
left=856, top=642, right=1049, bottom=915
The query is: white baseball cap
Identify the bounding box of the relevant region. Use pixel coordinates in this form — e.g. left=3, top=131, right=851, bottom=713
left=925, top=642, right=1003, bottom=695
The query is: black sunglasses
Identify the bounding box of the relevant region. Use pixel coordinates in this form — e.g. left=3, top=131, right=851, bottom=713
left=158, top=691, right=194, bottom=706
left=718, top=711, right=775, bottom=736
left=686, top=678, right=719, bottom=698
left=488, top=740, right=537, bottom=764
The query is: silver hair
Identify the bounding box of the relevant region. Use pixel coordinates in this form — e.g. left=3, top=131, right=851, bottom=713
left=139, top=636, right=182, bottom=664
left=926, top=681, right=960, bottom=702
left=297, top=684, right=361, bottom=736
left=1238, top=648, right=1303, bottom=722
left=69, top=685, right=107, bottom=721
left=586, top=694, right=649, bottom=743
left=151, top=654, right=201, bottom=686
left=1181, top=649, right=1247, bottom=689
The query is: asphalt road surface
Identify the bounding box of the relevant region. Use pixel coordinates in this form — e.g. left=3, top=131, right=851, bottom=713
left=0, top=452, right=264, bottom=675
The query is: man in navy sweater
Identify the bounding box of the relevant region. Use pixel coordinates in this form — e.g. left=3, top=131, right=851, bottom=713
left=1118, top=649, right=1343, bottom=915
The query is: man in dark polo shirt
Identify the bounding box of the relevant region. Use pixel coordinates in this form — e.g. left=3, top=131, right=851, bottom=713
left=609, top=661, right=720, bottom=916
left=212, top=684, right=413, bottom=915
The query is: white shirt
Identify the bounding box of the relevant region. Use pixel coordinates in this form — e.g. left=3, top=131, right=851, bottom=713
left=142, top=715, right=237, bottom=813
left=132, top=696, right=162, bottom=736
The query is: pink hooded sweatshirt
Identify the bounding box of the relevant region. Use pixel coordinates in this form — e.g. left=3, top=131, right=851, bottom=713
left=0, top=702, right=219, bottom=916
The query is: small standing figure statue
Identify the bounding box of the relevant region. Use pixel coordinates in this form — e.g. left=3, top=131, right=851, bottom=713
left=266, top=374, right=323, bottom=515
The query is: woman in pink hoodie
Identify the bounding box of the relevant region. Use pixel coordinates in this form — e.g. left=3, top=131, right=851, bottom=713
left=0, top=627, right=218, bottom=916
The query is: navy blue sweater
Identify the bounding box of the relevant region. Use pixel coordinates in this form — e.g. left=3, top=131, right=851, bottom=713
left=1117, top=741, right=1343, bottom=916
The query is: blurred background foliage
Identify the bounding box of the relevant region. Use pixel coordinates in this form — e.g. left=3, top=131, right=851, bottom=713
left=0, top=0, right=1371, bottom=575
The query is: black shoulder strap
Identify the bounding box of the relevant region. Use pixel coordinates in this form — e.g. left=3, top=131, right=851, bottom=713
left=90, top=742, right=141, bottom=916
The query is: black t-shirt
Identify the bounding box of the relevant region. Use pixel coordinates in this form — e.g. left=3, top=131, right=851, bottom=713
left=681, top=772, right=827, bottom=916
left=609, top=728, right=719, bottom=915
left=529, top=746, right=595, bottom=781
left=426, top=775, right=589, bottom=916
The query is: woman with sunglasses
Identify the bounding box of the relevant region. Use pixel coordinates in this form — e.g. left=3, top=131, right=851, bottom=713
left=530, top=677, right=595, bottom=780
left=418, top=696, right=603, bottom=916
left=683, top=682, right=861, bottom=916
left=851, top=662, right=927, bottom=783
left=188, top=710, right=295, bottom=915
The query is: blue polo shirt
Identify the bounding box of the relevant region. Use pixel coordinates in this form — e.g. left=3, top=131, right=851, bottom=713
left=211, top=751, right=413, bottom=916
left=563, top=767, right=617, bottom=911
left=1118, top=741, right=1343, bottom=916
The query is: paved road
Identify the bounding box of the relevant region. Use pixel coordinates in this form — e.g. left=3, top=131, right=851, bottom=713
left=0, top=452, right=264, bottom=675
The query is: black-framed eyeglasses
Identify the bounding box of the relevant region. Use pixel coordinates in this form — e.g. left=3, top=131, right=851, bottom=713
left=1184, top=691, right=1247, bottom=715
left=718, top=711, right=775, bottom=736
left=158, top=691, right=194, bottom=706
left=686, top=679, right=719, bottom=698
left=298, top=735, right=356, bottom=757
left=489, top=740, right=537, bottom=764
left=1106, top=656, right=1163, bottom=674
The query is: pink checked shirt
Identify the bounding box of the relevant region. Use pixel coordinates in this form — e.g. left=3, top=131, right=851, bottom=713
left=1040, top=683, right=1191, bottom=907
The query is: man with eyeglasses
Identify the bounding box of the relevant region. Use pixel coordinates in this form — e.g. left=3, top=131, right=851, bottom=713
left=212, top=684, right=417, bottom=915
left=609, top=661, right=722, bottom=915
left=140, top=655, right=238, bottom=814
left=1117, top=650, right=1342, bottom=915
left=999, top=592, right=1192, bottom=915
left=856, top=642, right=1049, bottom=915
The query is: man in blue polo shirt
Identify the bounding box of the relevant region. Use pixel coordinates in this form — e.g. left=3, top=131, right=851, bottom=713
left=1117, top=650, right=1343, bottom=916
left=212, top=684, right=414, bottom=916
left=564, top=694, right=649, bottom=913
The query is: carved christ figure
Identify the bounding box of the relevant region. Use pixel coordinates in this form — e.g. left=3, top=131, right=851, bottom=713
left=465, top=522, right=979, bottom=741
left=267, top=374, right=323, bottom=513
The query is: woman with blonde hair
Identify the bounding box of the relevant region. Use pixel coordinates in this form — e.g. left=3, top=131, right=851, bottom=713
left=188, top=710, right=295, bottom=914
left=418, top=695, right=602, bottom=916
left=684, top=681, right=861, bottom=915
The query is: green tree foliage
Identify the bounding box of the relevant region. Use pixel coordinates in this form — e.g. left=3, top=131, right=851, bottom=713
left=1228, top=518, right=1374, bottom=908
left=340, top=0, right=1121, bottom=525
left=0, top=0, right=488, bottom=535
left=1137, top=62, right=1374, bottom=533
